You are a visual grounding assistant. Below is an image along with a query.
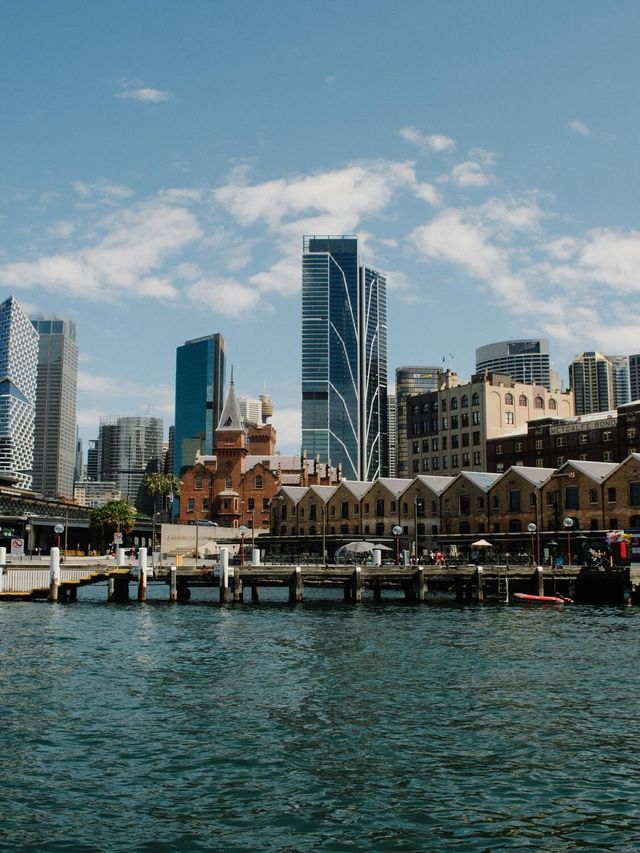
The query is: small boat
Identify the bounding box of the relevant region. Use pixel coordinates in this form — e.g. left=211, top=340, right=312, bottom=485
left=513, top=592, right=573, bottom=605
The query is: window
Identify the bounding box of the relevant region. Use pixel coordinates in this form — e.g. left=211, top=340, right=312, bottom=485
left=451, top=453, right=458, bottom=467
left=422, top=457, right=429, bottom=472
left=505, top=393, right=514, bottom=405
left=248, top=497, right=255, bottom=511
left=462, top=433, right=470, bottom=447
left=442, top=436, right=448, bottom=450
left=603, top=431, right=612, bottom=442
left=549, top=399, right=557, bottom=410
left=444, top=498, right=450, bottom=512
left=477, top=496, right=484, bottom=509
left=442, top=417, right=448, bottom=430
left=376, top=498, right=384, bottom=516
left=546, top=491, right=557, bottom=506
left=432, top=437, right=439, bottom=451
left=187, top=497, right=195, bottom=512
left=608, top=487, right=617, bottom=503
left=579, top=434, right=587, bottom=444
left=413, top=405, right=419, bottom=417
left=354, top=504, right=359, bottom=515
left=491, top=495, right=500, bottom=509
left=579, top=454, right=588, bottom=461
left=535, top=397, right=544, bottom=409
left=402, top=503, right=408, bottom=513
left=412, top=459, right=419, bottom=472
left=535, top=439, right=543, bottom=450
left=630, top=483, right=640, bottom=507
left=451, top=398, right=458, bottom=410
left=441, top=400, right=447, bottom=412
left=442, top=456, right=448, bottom=469
left=460, top=494, right=470, bottom=514
left=496, top=445, right=503, bottom=455
left=391, top=501, right=396, bottom=512
left=628, top=428, right=637, bottom=439
left=341, top=501, right=349, bottom=519
left=556, top=436, right=565, bottom=447
left=451, top=434, right=459, bottom=448
left=422, top=439, right=429, bottom=452
left=515, top=442, right=523, bottom=452
left=413, top=441, right=420, bottom=453
left=565, top=486, right=579, bottom=510
left=195, top=475, right=202, bottom=490
left=451, top=415, right=458, bottom=429
left=462, top=413, right=469, bottom=427
left=432, top=457, right=440, bottom=470
left=263, top=498, right=270, bottom=511
left=473, top=431, right=480, bottom=445
left=509, top=519, right=522, bottom=532
left=422, top=403, right=429, bottom=415
left=505, top=411, right=514, bottom=425
left=431, top=500, right=437, bottom=513
left=603, top=451, right=613, bottom=461
left=432, top=400, right=439, bottom=412
left=299, top=507, right=305, bottom=519
left=519, top=395, right=528, bottom=406
left=508, top=490, right=521, bottom=512
left=330, top=505, right=336, bottom=516
left=203, top=498, right=209, bottom=509
left=225, top=476, right=232, bottom=489
left=589, top=489, right=598, bottom=504
left=364, top=503, right=369, bottom=513
left=472, top=411, right=480, bottom=425
left=472, top=392, right=480, bottom=406
left=557, top=456, right=565, bottom=466
left=461, top=395, right=469, bottom=408
left=255, top=475, right=263, bottom=489
left=462, top=452, right=470, bottom=466
left=473, top=451, right=481, bottom=465
left=536, top=459, right=544, bottom=467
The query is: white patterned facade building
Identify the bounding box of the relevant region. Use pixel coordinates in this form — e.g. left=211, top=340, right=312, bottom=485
left=0, top=296, right=39, bottom=488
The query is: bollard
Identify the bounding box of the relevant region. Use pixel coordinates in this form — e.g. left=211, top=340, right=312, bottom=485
left=219, top=547, right=229, bottom=603
left=49, top=547, right=61, bottom=603
left=137, top=547, right=148, bottom=601
left=170, top=566, right=177, bottom=602
left=402, top=549, right=410, bottom=566
left=351, top=566, right=362, bottom=603
left=372, top=548, right=382, bottom=566
left=476, top=566, right=484, bottom=603
left=116, top=547, right=126, bottom=567
left=251, top=548, right=261, bottom=566
left=289, top=566, right=303, bottom=603
left=536, top=566, right=544, bottom=597
left=414, top=567, right=426, bottom=602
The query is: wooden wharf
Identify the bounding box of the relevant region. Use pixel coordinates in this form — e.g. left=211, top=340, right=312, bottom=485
left=1, top=555, right=638, bottom=605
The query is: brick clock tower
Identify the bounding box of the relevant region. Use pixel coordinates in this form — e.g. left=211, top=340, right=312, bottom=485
left=214, top=377, right=248, bottom=528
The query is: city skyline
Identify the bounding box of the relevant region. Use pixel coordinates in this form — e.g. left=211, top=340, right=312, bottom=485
left=1, top=3, right=640, bottom=456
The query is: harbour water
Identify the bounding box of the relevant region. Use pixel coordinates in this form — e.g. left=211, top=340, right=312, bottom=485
left=2, top=585, right=639, bottom=851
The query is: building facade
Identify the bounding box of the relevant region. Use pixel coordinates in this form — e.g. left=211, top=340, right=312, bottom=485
left=0, top=296, right=39, bottom=488
left=387, top=393, right=397, bottom=476
left=173, top=333, right=225, bottom=477
left=569, top=351, right=614, bottom=415
left=406, top=372, right=574, bottom=478
left=395, top=366, right=442, bottom=478
left=301, top=235, right=388, bottom=481
left=606, top=355, right=630, bottom=407
left=98, top=416, right=164, bottom=513
left=629, top=354, right=640, bottom=402
left=30, top=316, right=78, bottom=498
left=475, top=339, right=556, bottom=389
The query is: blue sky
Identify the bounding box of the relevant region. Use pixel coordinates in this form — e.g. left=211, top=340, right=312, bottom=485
left=2, top=1, right=640, bottom=455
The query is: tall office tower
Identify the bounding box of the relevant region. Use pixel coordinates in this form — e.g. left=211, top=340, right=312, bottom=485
left=569, top=351, right=614, bottom=415
left=75, top=433, right=83, bottom=482
left=86, top=438, right=99, bottom=480
left=174, top=334, right=225, bottom=478
left=475, top=339, right=553, bottom=388
left=301, top=235, right=388, bottom=481
left=238, top=396, right=262, bottom=426
left=98, top=416, right=164, bottom=512
left=387, top=393, right=397, bottom=477
left=395, top=366, right=442, bottom=477
left=30, top=316, right=78, bottom=497
left=605, top=355, right=630, bottom=407
left=630, top=354, right=640, bottom=402
left=0, top=296, right=39, bottom=488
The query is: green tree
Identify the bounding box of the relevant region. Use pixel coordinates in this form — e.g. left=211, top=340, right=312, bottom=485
left=90, top=500, right=137, bottom=551
left=143, top=473, right=180, bottom=519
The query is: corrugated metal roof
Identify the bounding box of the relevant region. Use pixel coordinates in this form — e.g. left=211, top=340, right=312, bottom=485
left=415, top=475, right=455, bottom=494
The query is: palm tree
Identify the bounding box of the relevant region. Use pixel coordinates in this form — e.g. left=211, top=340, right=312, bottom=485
left=90, top=500, right=137, bottom=552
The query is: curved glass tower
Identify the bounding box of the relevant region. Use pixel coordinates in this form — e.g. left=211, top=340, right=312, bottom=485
left=302, top=236, right=387, bottom=481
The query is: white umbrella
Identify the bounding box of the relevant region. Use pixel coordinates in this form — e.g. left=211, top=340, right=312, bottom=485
left=372, top=543, right=392, bottom=551
left=471, top=539, right=493, bottom=548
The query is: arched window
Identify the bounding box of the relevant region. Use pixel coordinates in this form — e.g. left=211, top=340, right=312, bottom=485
left=461, top=395, right=469, bottom=408
left=504, top=393, right=514, bottom=405
left=413, top=405, right=419, bottom=417
left=548, top=399, right=557, bottom=410
left=431, top=400, right=438, bottom=412
left=422, top=402, right=429, bottom=414
left=519, top=395, right=528, bottom=406
left=471, top=392, right=480, bottom=406
left=535, top=396, right=544, bottom=409
left=451, top=398, right=458, bottom=410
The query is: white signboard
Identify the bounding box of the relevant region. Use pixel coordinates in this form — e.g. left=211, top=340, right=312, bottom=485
left=11, top=538, right=24, bottom=557
left=113, top=532, right=123, bottom=544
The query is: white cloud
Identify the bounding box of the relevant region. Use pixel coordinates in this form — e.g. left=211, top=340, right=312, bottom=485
left=115, top=85, right=172, bottom=103
left=47, top=220, right=76, bottom=239
left=399, top=127, right=456, bottom=153
left=568, top=119, right=591, bottom=136
left=0, top=201, right=202, bottom=300
left=73, top=180, right=134, bottom=200
left=185, top=277, right=259, bottom=316
left=450, top=160, right=494, bottom=187
left=270, top=407, right=301, bottom=452
left=415, top=182, right=442, bottom=206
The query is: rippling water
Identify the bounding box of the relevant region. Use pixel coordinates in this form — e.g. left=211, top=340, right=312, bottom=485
left=1, top=584, right=639, bottom=851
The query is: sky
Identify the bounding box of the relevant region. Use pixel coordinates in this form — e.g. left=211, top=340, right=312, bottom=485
left=2, top=0, right=640, bottom=457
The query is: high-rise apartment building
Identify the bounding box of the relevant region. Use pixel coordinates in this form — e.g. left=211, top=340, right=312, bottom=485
left=569, top=351, right=615, bottom=415
left=605, top=355, right=630, bottom=407
left=630, top=354, right=640, bottom=402
left=301, top=235, right=388, bottom=481
left=98, top=416, right=164, bottom=513
left=0, top=296, right=39, bottom=488
left=475, top=339, right=555, bottom=389
left=387, top=393, right=397, bottom=477
left=395, top=366, right=442, bottom=477
left=30, top=316, right=78, bottom=497
left=173, top=333, right=225, bottom=477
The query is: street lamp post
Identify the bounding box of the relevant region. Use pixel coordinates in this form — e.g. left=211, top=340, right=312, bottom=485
left=563, top=517, right=574, bottom=565
left=54, top=523, right=64, bottom=551
left=392, top=525, right=403, bottom=565
left=239, top=525, right=248, bottom=567
left=322, top=504, right=327, bottom=564
left=413, top=494, right=423, bottom=563
left=527, top=522, right=537, bottom=566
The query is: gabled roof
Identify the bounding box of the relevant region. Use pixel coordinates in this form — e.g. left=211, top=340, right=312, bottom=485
left=499, top=466, right=556, bottom=488
left=454, top=471, right=501, bottom=492
left=332, top=480, right=370, bottom=500
left=217, top=379, right=243, bottom=431
left=306, top=484, right=337, bottom=502
left=414, top=474, right=455, bottom=495
left=278, top=486, right=307, bottom=504
left=559, top=459, right=618, bottom=483
left=373, top=477, right=414, bottom=498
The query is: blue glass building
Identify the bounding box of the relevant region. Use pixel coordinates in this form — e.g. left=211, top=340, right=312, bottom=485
left=174, top=333, right=226, bottom=478
left=302, top=236, right=388, bottom=481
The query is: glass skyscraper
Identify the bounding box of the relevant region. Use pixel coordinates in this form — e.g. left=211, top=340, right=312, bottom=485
left=98, top=416, right=164, bottom=513
left=0, top=296, right=39, bottom=488
left=301, top=236, right=388, bottom=481
left=475, top=339, right=553, bottom=388
left=174, top=333, right=226, bottom=477
left=31, top=317, right=78, bottom=498
left=395, top=366, right=443, bottom=477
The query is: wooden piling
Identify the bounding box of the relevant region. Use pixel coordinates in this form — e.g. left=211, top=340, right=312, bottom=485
left=169, top=566, right=177, bottom=602
left=373, top=579, right=382, bottom=601
left=414, top=567, right=426, bottom=602
left=476, top=567, right=484, bottom=603
left=351, top=567, right=362, bottom=603
left=137, top=547, right=148, bottom=602
left=251, top=581, right=259, bottom=601
left=233, top=572, right=243, bottom=603
left=49, top=547, right=61, bottom=603
left=219, top=547, right=229, bottom=604
left=68, top=586, right=77, bottom=602
left=289, top=566, right=303, bottom=603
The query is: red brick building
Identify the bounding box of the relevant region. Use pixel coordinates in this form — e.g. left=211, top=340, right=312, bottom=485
left=178, top=380, right=340, bottom=530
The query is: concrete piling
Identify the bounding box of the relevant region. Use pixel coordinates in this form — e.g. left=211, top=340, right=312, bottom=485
left=49, top=547, right=61, bottom=602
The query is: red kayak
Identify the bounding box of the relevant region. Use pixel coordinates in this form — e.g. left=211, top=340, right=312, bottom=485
left=513, top=592, right=573, bottom=604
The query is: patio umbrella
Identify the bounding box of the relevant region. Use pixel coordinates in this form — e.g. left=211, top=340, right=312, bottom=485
left=471, top=539, right=493, bottom=548
left=343, top=541, right=378, bottom=553
left=372, top=543, right=392, bottom=551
